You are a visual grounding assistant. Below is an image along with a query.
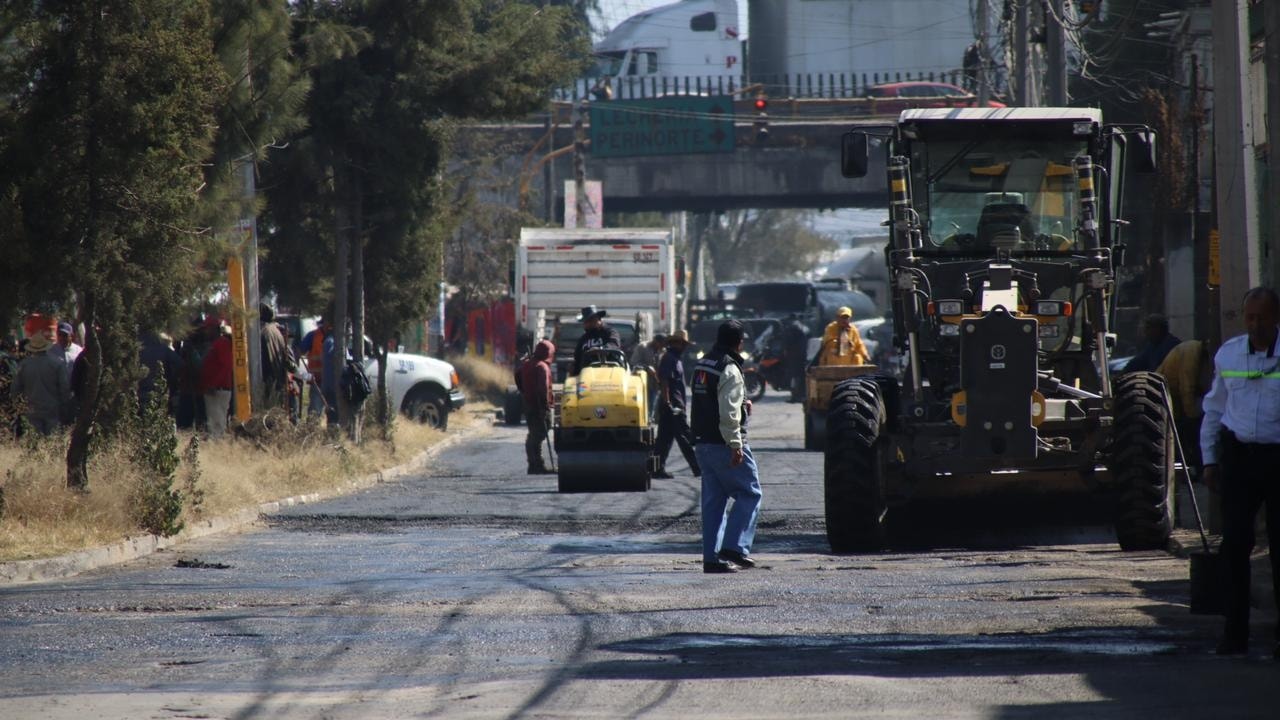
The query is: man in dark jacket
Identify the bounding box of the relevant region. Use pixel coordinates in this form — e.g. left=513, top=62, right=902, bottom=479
left=138, top=330, right=181, bottom=414
left=572, top=305, right=622, bottom=376
left=517, top=339, right=556, bottom=474
left=653, top=330, right=700, bottom=479
left=691, top=320, right=761, bottom=573
left=783, top=313, right=809, bottom=402
left=259, top=304, right=292, bottom=411
left=11, top=332, right=71, bottom=436
left=1122, top=314, right=1181, bottom=373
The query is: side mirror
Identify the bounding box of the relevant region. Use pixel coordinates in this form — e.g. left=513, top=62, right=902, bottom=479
left=1133, top=129, right=1157, bottom=173
left=841, top=131, right=869, bottom=178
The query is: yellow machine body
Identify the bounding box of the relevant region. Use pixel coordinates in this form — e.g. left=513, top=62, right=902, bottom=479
left=554, top=363, right=655, bottom=492
left=560, top=366, right=648, bottom=430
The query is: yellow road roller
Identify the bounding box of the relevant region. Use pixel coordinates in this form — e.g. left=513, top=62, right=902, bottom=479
left=555, top=348, right=655, bottom=492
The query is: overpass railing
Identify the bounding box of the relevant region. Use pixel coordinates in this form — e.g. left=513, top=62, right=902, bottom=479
left=555, top=69, right=970, bottom=102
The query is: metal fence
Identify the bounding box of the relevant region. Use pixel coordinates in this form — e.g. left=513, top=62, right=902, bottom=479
left=556, top=69, right=968, bottom=102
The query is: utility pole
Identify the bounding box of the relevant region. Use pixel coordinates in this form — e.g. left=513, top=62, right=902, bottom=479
left=1267, top=0, right=1280, bottom=288
left=543, top=112, right=555, bottom=223
left=1189, top=54, right=1214, bottom=345
left=1211, top=0, right=1261, bottom=339
left=1045, top=0, right=1067, bottom=105
left=976, top=0, right=990, bottom=106
left=571, top=97, right=588, bottom=227
left=241, top=160, right=262, bottom=410
left=1014, top=0, right=1030, bottom=106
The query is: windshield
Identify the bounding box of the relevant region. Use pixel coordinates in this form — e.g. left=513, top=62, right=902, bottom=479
left=913, top=137, right=1088, bottom=253
left=592, top=52, right=625, bottom=78
left=734, top=283, right=810, bottom=314
left=553, top=321, right=639, bottom=354
left=690, top=320, right=721, bottom=346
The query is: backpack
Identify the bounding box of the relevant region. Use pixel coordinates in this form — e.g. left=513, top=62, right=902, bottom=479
left=340, top=359, right=373, bottom=405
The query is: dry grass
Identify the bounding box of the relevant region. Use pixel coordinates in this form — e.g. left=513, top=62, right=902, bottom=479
left=449, top=353, right=515, bottom=404
left=0, top=402, right=494, bottom=563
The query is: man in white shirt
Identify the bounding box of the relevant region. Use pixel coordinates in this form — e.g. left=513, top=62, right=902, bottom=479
left=1200, top=287, right=1280, bottom=657
left=50, top=322, right=82, bottom=381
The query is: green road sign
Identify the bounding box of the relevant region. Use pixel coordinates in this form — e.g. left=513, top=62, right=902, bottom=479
left=590, top=95, right=735, bottom=158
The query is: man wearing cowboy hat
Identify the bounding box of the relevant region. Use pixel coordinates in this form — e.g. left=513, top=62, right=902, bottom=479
left=653, top=329, right=701, bottom=479
left=571, top=305, right=622, bottom=376
left=816, top=306, right=869, bottom=367
left=10, top=330, right=71, bottom=436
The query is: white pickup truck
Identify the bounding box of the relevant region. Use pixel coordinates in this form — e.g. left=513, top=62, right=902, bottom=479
left=370, top=351, right=466, bottom=430
left=280, top=315, right=464, bottom=430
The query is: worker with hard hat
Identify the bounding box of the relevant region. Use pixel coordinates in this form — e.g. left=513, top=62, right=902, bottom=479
left=815, top=306, right=869, bottom=366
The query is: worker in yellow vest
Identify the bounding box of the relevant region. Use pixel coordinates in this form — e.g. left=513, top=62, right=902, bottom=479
left=816, top=306, right=869, bottom=366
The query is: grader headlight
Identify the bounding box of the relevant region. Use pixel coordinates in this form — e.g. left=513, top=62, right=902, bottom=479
left=1034, top=300, right=1072, bottom=316
left=936, top=300, right=964, bottom=316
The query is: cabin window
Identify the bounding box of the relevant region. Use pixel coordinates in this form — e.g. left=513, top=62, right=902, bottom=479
left=640, top=51, right=658, bottom=74
left=690, top=12, right=716, bottom=32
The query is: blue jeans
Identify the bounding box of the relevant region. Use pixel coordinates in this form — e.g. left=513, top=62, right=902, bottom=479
left=696, top=443, right=762, bottom=563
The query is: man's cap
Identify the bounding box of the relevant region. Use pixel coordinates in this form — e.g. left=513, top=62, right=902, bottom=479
left=653, top=333, right=667, bottom=343
left=667, top=329, right=690, bottom=345
left=577, top=305, right=606, bottom=321
left=57, top=322, right=74, bottom=336
left=836, top=306, right=853, bottom=318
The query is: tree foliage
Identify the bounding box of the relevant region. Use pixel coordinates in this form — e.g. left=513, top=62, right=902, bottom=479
left=202, top=0, right=310, bottom=233
left=262, top=0, right=587, bottom=314
left=702, top=210, right=838, bottom=283
left=0, top=0, right=594, bottom=458
left=0, top=1, right=222, bottom=487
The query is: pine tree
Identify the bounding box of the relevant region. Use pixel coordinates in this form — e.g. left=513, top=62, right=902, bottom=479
left=0, top=1, right=220, bottom=488
left=261, top=0, right=589, bottom=437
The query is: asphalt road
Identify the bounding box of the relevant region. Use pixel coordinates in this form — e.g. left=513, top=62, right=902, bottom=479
left=1, top=394, right=1275, bottom=719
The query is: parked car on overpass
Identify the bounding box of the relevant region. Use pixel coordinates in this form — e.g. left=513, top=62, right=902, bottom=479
left=865, top=81, right=1007, bottom=115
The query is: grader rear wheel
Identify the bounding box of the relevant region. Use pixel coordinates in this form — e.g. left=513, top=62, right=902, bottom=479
left=824, top=377, right=889, bottom=553
left=1110, top=372, right=1175, bottom=551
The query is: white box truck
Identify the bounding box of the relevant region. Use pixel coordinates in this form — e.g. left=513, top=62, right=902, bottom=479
left=516, top=227, right=677, bottom=337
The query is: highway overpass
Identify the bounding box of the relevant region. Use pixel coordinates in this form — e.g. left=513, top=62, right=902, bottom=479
left=456, top=101, right=897, bottom=219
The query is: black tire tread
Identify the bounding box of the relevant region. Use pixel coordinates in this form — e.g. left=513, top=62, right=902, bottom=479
left=824, top=376, right=888, bottom=553
left=1110, top=372, right=1173, bottom=550
left=404, top=386, right=450, bottom=431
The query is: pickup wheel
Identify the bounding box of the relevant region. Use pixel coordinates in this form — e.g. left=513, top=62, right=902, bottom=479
left=1109, top=372, right=1174, bottom=551
left=804, top=409, right=827, bottom=451
left=823, top=377, right=888, bottom=553
left=503, top=390, right=524, bottom=426
left=403, top=385, right=449, bottom=431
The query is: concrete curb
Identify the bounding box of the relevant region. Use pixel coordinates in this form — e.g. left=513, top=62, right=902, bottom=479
left=0, top=417, right=495, bottom=586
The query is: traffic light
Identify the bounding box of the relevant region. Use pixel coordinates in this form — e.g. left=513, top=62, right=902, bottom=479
left=753, top=94, right=769, bottom=143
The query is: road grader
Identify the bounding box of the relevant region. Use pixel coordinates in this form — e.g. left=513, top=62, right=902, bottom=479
left=827, top=107, right=1171, bottom=553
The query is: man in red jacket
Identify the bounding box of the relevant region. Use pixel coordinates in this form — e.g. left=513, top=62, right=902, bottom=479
left=517, top=339, right=556, bottom=474
left=199, top=317, right=233, bottom=439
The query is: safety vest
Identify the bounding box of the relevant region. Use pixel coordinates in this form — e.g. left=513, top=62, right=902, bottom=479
left=691, top=348, right=748, bottom=445
left=307, top=329, right=326, bottom=376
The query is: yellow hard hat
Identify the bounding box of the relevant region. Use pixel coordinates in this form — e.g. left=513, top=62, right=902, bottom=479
left=836, top=306, right=853, bottom=318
